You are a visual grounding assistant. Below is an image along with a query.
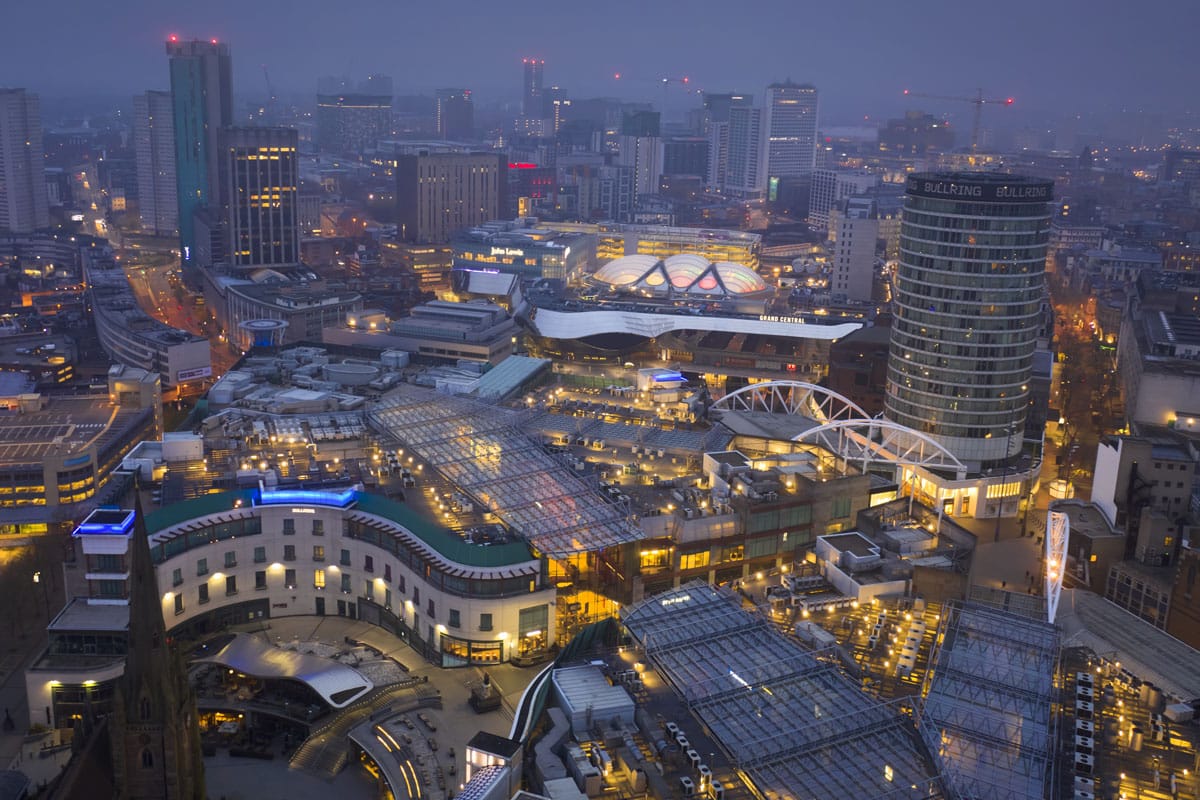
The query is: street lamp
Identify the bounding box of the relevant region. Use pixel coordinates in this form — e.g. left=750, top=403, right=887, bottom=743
left=33, top=571, right=50, bottom=617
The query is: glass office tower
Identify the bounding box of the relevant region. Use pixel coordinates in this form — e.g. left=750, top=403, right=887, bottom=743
left=166, top=38, right=232, bottom=266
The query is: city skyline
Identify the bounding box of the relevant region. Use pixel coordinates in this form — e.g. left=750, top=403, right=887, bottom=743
left=2, top=0, right=1198, bottom=126
left=4, top=2, right=1200, bottom=799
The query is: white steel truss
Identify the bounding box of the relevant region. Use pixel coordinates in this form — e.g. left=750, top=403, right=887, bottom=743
left=712, top=380, right=868, bottom=422
left=791, top=418, right=968, bottom=479
left=1045, top=510, right=1069, bottom=624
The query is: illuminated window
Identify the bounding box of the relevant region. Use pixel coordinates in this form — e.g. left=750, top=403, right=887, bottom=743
left=680, top=551, right=710, bottom=571
left=640, top=548, right=671, bottom=571
left=986, top=482, right=1021, bottom=499
left=314, top=569, right=325, bottom=589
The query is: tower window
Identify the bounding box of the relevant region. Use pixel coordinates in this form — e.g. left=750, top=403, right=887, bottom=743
left=141, top=749, right=153, bottom=768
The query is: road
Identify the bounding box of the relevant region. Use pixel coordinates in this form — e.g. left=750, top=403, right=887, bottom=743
left=121, top=254, right=240, bottom=384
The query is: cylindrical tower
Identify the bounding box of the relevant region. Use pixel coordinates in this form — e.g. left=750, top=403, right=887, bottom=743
left=884, top=172, right=1052, bottom=469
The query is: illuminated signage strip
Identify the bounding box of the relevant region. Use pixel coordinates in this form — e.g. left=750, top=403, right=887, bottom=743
left=256, top=487, right=358, bottom=509
left=905, top=176, right=1053, bottom=203
left=74, top=510, right=137, bottom=536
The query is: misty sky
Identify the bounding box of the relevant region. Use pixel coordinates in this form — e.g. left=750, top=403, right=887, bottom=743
left=4, top=0, right=1198, bottom=123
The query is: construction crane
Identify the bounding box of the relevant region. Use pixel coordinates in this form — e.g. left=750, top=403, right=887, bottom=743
left=902, top=88, right=1013, bottom=152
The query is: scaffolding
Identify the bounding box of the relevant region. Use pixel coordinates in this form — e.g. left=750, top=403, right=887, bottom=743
left=369, top=390, right=644, bottom=558
left=918, top=602, right=1059, bottom=800
left=622, top=582, right=945, bottom=800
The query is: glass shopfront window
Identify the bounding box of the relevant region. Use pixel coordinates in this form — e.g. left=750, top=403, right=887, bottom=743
left=440, top=634, right=503, bottom=667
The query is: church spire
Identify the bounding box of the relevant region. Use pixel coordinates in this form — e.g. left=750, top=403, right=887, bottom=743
left=109, top=492, right=206, bottom=799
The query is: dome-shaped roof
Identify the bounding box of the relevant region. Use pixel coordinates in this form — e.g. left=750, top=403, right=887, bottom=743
left=715, top=262, right=768, bottom=294
left=591, top=254, right=769, bottom=297
left=593, top=254, right=660, bottom=286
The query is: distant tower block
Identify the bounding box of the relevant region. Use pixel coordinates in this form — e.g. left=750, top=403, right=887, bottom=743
left=239, top=318, right=288, bottom=350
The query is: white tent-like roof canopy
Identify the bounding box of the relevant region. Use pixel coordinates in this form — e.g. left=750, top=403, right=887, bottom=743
left=591, top=253, right=769, bottom=297
left=194, top=633, right=374, bottom=708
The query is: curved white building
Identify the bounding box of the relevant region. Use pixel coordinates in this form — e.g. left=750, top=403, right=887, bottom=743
left=885, top=173, right=1051, bottom=469
left=147, top=487, right=556, bottom=667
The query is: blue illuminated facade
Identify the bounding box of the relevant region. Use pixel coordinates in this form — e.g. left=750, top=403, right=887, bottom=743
left=256, top=486, right=358, bottom=509
left=73, top=509, right=137, bottom=537
left=166, top=38, right=232, bottom=266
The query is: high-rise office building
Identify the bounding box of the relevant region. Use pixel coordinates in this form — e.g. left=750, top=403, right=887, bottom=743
left=706, top=121, right=730, bottom=190
left=435, top=88, right=474, bottom=140
left=0, top=89, right=49, bottom=232
left=662, top=137, right=708, bottom=178
left=316, top=75, right=393, bottom=154
left=702, top=92, right=753, bottom=125
left=763, top=81, right=818, bottom=181
left=522, top=57, right=544, bottom=118
left=396, top=150, right=504, bottom=243
left=219, top=127, right=299, bottom=268
left=166, top=37, right=233, bottom=265
left=133, top=90, right=178, bottom=235
left=831, top=196, right=879, bottom=303
left=807, top=168, right=878, bottom=228
left=725, top=105, right=766, bottom=196
left=885, top=173, right=1052, bottom=469
left=879, top=111, right=955, bottom=159
left=618, top=111, right=663, bottom=198
left=703, top=92, right=752, bottom=191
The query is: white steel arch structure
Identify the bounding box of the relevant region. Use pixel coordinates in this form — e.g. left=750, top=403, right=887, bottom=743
left=712, top=381, right=868, bottom=423
left=791, top=418, right=968, bottom=480
left=1044, top=510, right=1069, bottom=624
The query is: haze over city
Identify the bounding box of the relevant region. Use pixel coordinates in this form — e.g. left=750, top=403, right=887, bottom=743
left=2, top=2, right=1200, bottom=800
left=4, top=0, right=1200, bottom=125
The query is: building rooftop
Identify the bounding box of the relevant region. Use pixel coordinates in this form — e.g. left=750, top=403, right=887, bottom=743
left=466, top=731, right=522, bottom=759
left=821, top=531, right=880, bottom=559
left=0, top=372, right=35, bottom=396
left=144, top=488, right=538, bottom=569
left=48, top=596, right=130, bottom=633
left=370, top=388, right=645, bottom=559
left=1058, top=588, right=1200, bottom=702
left=472, top=356, right=551, bottom=401
left=919, top=602, right=1059, bottom=799
left=0, top=394, right=146, bottom=465
left=0, top=333, right=74, bottom=367
left=227, top=280, right=362, bottom=310
left=621, top=582, right=943, bottom=799
left=1051, top=500, right=1122, bottom=541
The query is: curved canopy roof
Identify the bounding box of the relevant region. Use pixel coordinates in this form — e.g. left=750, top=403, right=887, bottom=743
left=592, top=253, right=768, bottom=297
left=195, top=633, right=374, bottom=708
